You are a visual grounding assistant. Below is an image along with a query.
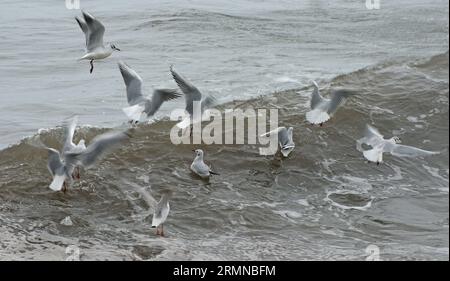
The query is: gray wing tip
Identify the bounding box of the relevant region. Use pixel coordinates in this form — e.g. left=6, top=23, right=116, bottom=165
left=118, top=61, right=128, bottom=71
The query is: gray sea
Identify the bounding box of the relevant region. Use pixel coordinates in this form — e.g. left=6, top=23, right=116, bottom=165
left=0, top=0, right=448, bottom=260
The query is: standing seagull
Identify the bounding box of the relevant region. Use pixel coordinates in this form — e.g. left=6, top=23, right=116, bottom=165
left=260, top=126, right=295, bottom=157
left=152, top=191, right=172, bottom=237
left=306, top=81, right=354, bottom=126
left=134, top=188, right=172, bottom=237
left=170, top=66, right=217, bottom=129
left=46, top=147, right=77, bottom=192
left=28, top=139, right=76, bottom=192
left=190, top=149, right=220, bottom=179
left=75, top=10, right=120, bottom=73
left=356, top=124, right=440, bottom=165
left=118, top=61, right=180, bottom=124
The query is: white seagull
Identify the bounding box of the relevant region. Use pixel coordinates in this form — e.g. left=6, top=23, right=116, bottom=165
left=306, top=81, right=354, bottom=126
left=118, top=61, right=180, bottom=124
left=190, top=149, right=220, bottom=179
left=260, top=126, right=295, bottom=157
left=170, top=66, right=218, bottom=130
left=127, top=184, right=173, bottom=237
left=28, top=139, right=76, bottom=192
left=75, top=10, right=120, bottom=73
left=356, top=124, right=440, bottom=165
left=46, top=147, right=77, bottom=192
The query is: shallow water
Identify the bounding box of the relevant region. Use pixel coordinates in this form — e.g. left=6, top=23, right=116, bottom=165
left=0, top=0, right=449, bottom=260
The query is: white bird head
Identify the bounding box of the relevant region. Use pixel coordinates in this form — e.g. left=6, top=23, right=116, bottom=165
left=193, top=149, right=204, bottom=159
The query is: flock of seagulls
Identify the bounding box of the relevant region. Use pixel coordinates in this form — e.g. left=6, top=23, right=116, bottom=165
left=30, top=10, right=440, bottom=237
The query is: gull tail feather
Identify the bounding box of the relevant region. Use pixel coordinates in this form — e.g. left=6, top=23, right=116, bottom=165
left=49, top=175, right=66, bottom=191
left=152, top=216, right=163, bottom=228
left=306, top=109, right=330, bottom=125
left=122, top=104, right=145, bottom=122
left=363, top=148, right=383, bottom=163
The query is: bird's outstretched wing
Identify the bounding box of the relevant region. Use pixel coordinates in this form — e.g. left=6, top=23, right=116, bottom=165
left=260, top=126, right=285, bottom=138
left=385, top=143, right=440, bottom=158
left=327, top=89, right=354, bottom=114
left=170, top=66, right=202, bottom=115
left=70, top=130, right=130, bottom=168
left=356, top=124, right=384, bottom=152
left=62, top=116, right=79, bottom=154
left=145, top=89, right=181, bottom=117
left=118, top=61, right=145, bottom=105
left=75, top=16, right=89, bottom=49
left=310, top=81, right=325, bottom=109
left=81, top=10, right=106, bottom=52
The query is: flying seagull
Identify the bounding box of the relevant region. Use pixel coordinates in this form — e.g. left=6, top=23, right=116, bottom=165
left=356, top=124, right=440, bottom=164
left=75, top=10, right=120, bottom=73
left=170, top=66, right=218, bottom=130
left=190, top=149, right=220, bottom=179
left=118, top=61, right=180, bottom=124
left=260, top=126, right=295, bottom=157
left=305, top=81, right=354, bottom=126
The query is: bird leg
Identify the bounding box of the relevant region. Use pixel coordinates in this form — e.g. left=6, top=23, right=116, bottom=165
left=376, top=162, right=380, bottom=166
left=319, top=123, right=323, bottom=127
left=160, top=224, right=165, bottom=237
left=62, top=182, right=67, bottom=194
left=76, top=167, right=81, bottom=180
left=89, top=59, right=94, bottom=74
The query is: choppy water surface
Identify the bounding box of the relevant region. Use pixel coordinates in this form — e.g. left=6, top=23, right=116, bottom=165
left=0, top=0, right=448, bottom=260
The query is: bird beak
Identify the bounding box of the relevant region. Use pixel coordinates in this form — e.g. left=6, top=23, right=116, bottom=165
left=116, top=48, right=121, bottom=51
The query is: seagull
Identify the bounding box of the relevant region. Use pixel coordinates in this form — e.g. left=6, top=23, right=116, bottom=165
left=305, top=81, right=354, bottom=126
left=29, top=117, right=85, bottom=192
left=46, top=147, right=77, bottom=192
left=134, top=187, right=172, bottom=237
left=356, top=124, right=440, bottom=165
left=27, top=139, right=77, bottom=192
left=118, top=61, right=181, bottom=124
left=170, top=66, right=218, bottom=130
left=190, top=149, right=220, bottom=179
left=151, top=191, right=172, bottom=237
left=260, top=126, right=295, bottom=157
left=62, top=116, right=86, bottom=179
left=75, top=10, right=120, bottom=73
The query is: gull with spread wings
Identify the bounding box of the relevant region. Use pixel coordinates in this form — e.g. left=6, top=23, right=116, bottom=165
left=356, top=124, right=440, bottom=165
left=118, top=61, right=180, bottom=124
left=75, top=10, right=121, bottom=73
